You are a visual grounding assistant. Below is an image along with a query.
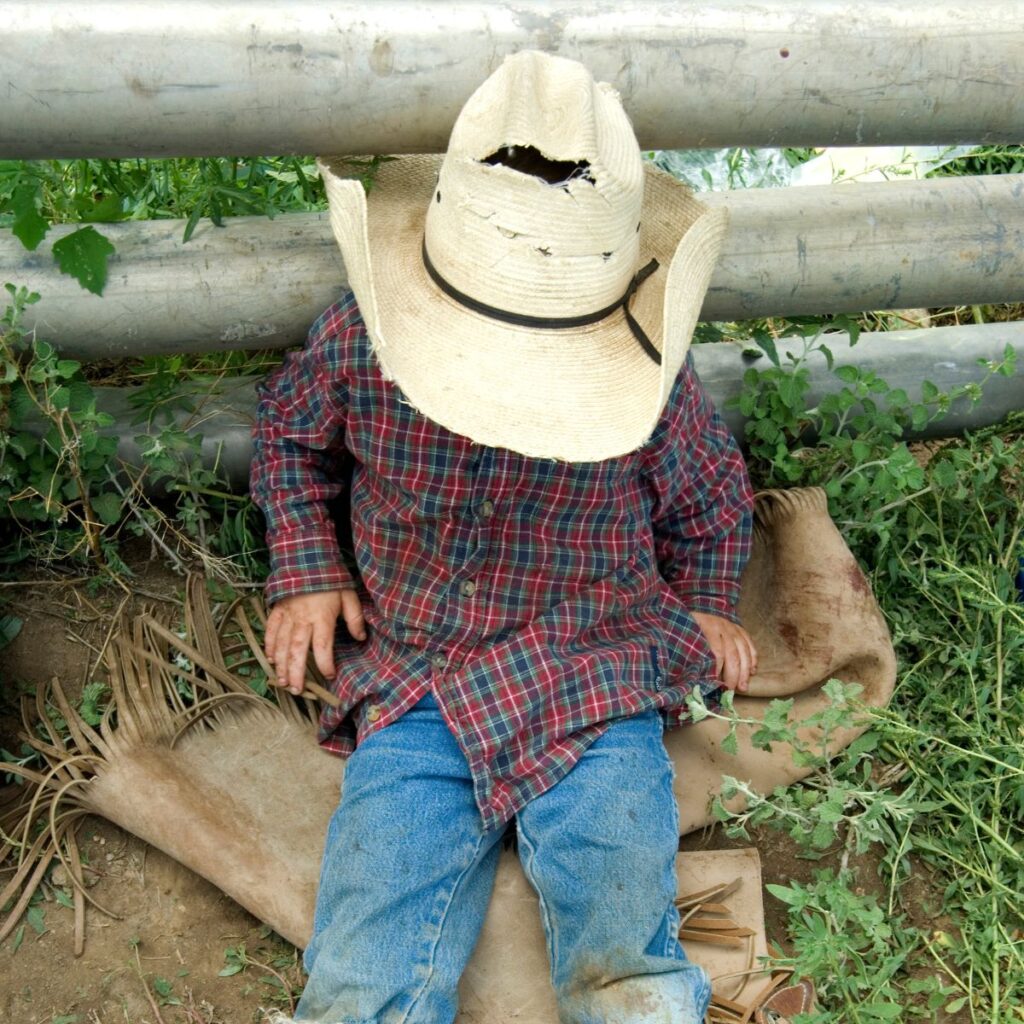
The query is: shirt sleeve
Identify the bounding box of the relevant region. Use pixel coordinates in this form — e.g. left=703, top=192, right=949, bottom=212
left=643, top=353, right=754, bottom=624
left=250, top=299, right=360, bottom=607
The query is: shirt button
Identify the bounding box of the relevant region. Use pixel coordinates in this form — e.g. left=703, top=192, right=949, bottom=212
left=431, top=653, right=447, bottom=669
left=365, top=703, right=382, bottom=723
left=459, top=579, right=477, bottom=597
left=478, top=499, right=495, bottom=519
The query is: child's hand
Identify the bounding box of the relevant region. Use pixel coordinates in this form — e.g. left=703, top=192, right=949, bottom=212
left=265, top=589, right=366, bottom=696
left=690, top=612, right=758, bottom=694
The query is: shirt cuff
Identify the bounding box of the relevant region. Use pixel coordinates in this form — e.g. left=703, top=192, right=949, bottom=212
left=264, top=526, right=356, bottom=607
left=669, top=586, right=743, bottom=626
left=686, top=595, right=742, bottom=625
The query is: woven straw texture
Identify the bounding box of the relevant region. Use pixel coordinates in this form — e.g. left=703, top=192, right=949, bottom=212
left=317, top=50, right=729, bottom=462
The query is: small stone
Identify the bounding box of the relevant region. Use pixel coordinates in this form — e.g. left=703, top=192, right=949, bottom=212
left=105, top=853, right=114, bottom=862
left=51, top=865, right=70, bottom=887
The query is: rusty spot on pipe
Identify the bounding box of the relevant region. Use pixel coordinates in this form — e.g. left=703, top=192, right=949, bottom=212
left=127, top=77, right=159, bottom=99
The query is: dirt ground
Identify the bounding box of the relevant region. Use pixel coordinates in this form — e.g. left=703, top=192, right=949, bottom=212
left=0, top=549, right=953, bottom=1024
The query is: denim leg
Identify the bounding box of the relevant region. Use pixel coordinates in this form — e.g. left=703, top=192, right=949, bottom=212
left=516, top=711, right=711, bottom=1024
left=296, top=696, right=504, bottom=1024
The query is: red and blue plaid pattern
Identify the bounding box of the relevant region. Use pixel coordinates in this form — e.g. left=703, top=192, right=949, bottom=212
left=251, top=295, right=753, bottom=830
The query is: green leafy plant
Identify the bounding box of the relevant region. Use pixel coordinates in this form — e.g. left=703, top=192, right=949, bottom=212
left=707, top=342, right=1024, bottom=1020
left=732, top=323, right=1016, bottom=554
left=221, top=941, right=302, bottom=1013
left=0, top=283, right=268, bottom=580
left=689, top=682, right=931, bottom=860
left=0, top=161, right=119, bottom=294
left=0, top=283, right=120, bottom=566
left=766, top=872, right=920, bottom=1024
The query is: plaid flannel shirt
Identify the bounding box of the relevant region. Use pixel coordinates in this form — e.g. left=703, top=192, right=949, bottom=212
left=251, top=294, right=753, bottom=830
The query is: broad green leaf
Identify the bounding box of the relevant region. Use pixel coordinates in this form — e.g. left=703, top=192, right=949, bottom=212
left=50, top=385, right=71, bottom=411
left=78, top=193, right=125, bottom=223
left=90, top=491, right=123, bottom=526
left=753, top=330, right=781, bottom=368
left=26, top=903, right=46, bottom=934
left=10, top=183, right=48, bottom=251
left=0, top=615, right=22, bottom=649
left=810, top=820, right=836, bottom=848
left=67, top=379, right=95, bottom=413
left=817, top=799, right=846, bottom=824
left=764, top=883, right=800, bottom=905
left=859, top=1004, right=902, bottom=1021
left=931, top=460, right=958, bottom=488
left=51, top=226, right=116, bottom=296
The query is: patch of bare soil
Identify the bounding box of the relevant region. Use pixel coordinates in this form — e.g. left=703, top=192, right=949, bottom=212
left=2, top=821, right=300, bottom=1023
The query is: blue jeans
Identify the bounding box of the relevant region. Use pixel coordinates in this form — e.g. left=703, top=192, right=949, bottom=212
left=296, top=694, right=710, bottom=1024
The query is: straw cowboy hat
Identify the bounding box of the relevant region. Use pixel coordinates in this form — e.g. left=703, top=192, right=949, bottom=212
left=317, top=50, right=729, bottom=462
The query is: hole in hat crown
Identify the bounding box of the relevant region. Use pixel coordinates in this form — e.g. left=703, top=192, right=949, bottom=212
left=481, top=144, right=595, bottom=189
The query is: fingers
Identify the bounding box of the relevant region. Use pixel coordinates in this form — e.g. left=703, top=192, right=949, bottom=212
left=720, top=634, right=741, bottom=692
left=691, top=612, right=724, bottom=678
left=269, top=615, right=292, bottom=688
left=264, top=608, right=282, bottom=661
left=311, top=620, right=337, bottom=680
left=732, top=633, right=751, bottom=693
left=745, top=631, right=759, bottom=677
left=264, top=589, right=352, bottom=696
left=710, top=635, right=725, bottom=679
left=286, top=620, right=313, bottom=695
left=692, top=612, right=758, bottom=694
left=341, top=589, right=367, bottom=642
left=269, top=615, right=311, bottom=695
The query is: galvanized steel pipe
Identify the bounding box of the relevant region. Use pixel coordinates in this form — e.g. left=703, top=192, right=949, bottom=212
left=5, top=174, right=1024, bottom=360
left=2, top=1, right=1024, bottom=157
left=92, top=322, right=1024, bottom=491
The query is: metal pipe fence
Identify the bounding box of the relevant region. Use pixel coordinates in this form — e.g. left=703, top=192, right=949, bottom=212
left=3, top=1, right=1024, bottom=157
left=88, top=322, right=1024, bottom=490
left=5, top=174, right=1023, bottom=360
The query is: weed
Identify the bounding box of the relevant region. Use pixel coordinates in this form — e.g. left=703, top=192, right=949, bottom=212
left=0, top=154, right=388, bottom=295
left=0, top=284, right=120, bottom=566
left=0, top=283, right=268, bottom=580
left=708, top=340, right=1024, bottom=1019
left=221, top=942, right=302, bottom=1014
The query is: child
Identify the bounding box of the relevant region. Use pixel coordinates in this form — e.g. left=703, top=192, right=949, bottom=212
left=252, top=51, right=755, bottom=1024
